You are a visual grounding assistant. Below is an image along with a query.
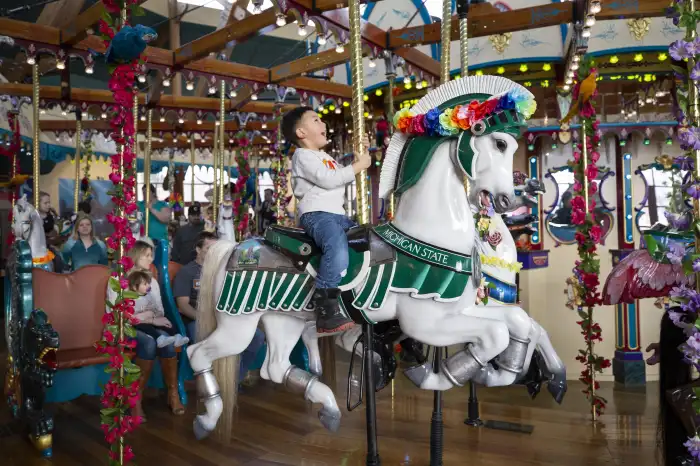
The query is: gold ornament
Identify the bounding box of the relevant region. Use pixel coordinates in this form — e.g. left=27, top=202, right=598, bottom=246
left=627, top=18, right=651, bottom=41
left=489, top=33, right=512, bottom=55
left=564, top=276, right=582, bottom=310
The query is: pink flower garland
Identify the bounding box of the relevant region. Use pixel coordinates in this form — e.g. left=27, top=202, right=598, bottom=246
left=94, top=2, right=143, bottom=464
left=568, top=59, right=611, bottom=419
left=232, top=132, right=252, bottom=235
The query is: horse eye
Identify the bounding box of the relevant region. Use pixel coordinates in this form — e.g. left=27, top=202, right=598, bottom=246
left=495, top=139, right=507, bottom=152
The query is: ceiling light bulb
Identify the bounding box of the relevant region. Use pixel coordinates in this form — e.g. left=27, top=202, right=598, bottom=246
left=251, top=94, right=258, bottom=101
left=163, top=78, right=171, bottom=87
left=573, top=55, right=581, bottom=63
left=336, top=43, right=344, bottom=53
left=318, top=35, right=327, bottom=46
left=229, top=138, right=234, bottom=144
left=40, top=109, right=46, bottom=114
left=56, top=59, right=65, bottom=70
left=571, top=62, right=579, bottom=71
left=582, top=27, right=591, bottom=38
left=369, top=59, right=376, bottom=68
left=416, top=81, right=423, bottom=89
left=186, top=81, right=194, bottom=91
left=197, top=119, right=202, bottom=125
left=335, top=108, right=341, bottom=114
left=138, top=74, right=146, bottom=83
left=585, top=15, right=596, bottom=27
left=61, top=109, right=67, bottom=116
left=140, top=115, right=146, bottom=121
left=298, top=24, right=307, bottom=36
left=160, top=116, right=165, bottom=122
left=563, top=84, right=570, bottom=91
left=209, top=85, right=217, bottom=94
left=178, top=117, right=184, bottom=124
left=26, top=56, right=35, bottom=65
left=85, top=65, right=94, bottom=74
left=403, top=76, right=410, bottom=85
left=101, top=112, right=107, bottom=119
left=230, top=89, right=237, bottom=98
left=276, top=14, right=286, bottom=27
left=590, top=0, right=601, bottom=14
left=565, top=78, right=573, bottom=85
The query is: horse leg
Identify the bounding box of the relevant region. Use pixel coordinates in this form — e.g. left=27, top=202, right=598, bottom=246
left=187, top=313, right=261, bottom=439
left=397, top=299, right=510, bottom=390
left=462, top=305, right=533, bottom=387
left=530, top=321, right=567, bottom=403
left=301, top=321, right=322, bottom=376
left=261, top=313, right=342, bottom=432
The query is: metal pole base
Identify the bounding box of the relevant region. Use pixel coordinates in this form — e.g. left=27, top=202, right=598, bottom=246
left=430, top=347, right=443, bottom=466
left=464, top=382, right=534, bottom=433
left=364, top=322, right=381, bottom=466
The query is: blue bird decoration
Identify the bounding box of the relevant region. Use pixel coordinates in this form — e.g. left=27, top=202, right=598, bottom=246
left=105, top=24, right=157, bottom=64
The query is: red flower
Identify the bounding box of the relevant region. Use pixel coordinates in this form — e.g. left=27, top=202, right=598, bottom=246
left=589, top=225, right=602, bottom=243
left=572, top=210, right=586, bottom=225
left=585, top=163, right=598, bottom=180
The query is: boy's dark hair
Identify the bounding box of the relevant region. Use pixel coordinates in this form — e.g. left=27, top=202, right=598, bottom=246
left=128, top=270, right=152, bottom=291
left=196, top=231, right=218, bottom=250
left=281, top=106, right=315, bottom=146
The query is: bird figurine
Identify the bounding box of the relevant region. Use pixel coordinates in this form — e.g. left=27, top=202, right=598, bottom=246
left=559, top=70, right=597, bottom=125
left=105, top=24, right=157, bottom=64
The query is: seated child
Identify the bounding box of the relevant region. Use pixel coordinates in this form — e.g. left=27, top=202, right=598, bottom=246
left=281, top=106, right=371, bottom=334
left=129, top=270, right=189, bottom=348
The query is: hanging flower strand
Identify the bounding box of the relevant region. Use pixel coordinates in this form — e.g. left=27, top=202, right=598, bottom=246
left=567, top=57, right=611, bottom=420
left=94, top=0, right=154, bottom=464
left=664, top=0, right=700, bottom=461
left=232, top=131, right=252, bottom=237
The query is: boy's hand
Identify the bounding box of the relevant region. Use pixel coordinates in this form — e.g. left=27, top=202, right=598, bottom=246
left=353, top=134, right=372, bottom=171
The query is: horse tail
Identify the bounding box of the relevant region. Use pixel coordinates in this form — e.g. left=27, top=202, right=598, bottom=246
left=196, top=238, right=239, bottom=441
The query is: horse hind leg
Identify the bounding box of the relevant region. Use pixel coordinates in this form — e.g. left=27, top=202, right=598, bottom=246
left=187, top=313, right=262, bottom=439
left=301, top=320, right=322, bottom=377
left=262, top=313, right=342, bottom=433
left=531, top=321, right=567, bottom=403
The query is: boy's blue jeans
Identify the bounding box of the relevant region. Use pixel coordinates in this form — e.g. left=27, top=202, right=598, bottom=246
left=300, top=211, right=357, bottom=289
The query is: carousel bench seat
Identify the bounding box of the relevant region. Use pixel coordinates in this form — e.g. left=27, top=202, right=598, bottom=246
left=32, top=265, right=110, bottom=371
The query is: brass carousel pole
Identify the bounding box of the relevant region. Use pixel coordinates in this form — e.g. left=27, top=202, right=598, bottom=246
left=144, top=109, right=152, bottom=237
left=190, top=136, right=195, bottom=204
left=218, top=80, right=226, bottom=209
left=440, top=0, right=451, bottom=83
left=458, top=0, right=468, bottom=76
left=348, top=1, right=379, bottom=465
left=74, top=114, right=82, bottom=213
left=212, top=126, right=219, bottom=223
left=384, top=52, right=396, bottom=219
left=32, top=62, right=40, bottom=209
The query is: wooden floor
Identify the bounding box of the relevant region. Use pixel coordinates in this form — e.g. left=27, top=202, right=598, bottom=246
left=1, top=345, right=660, bottom=466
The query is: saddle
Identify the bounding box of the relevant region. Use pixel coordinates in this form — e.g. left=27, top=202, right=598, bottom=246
left=261, top=225, right=395, bottom=272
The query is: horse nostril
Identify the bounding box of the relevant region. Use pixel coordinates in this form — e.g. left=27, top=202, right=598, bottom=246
left=497, top=194, right=510, bottom=208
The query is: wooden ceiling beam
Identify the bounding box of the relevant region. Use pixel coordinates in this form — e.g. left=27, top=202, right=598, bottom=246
left=0, top=83, right=286, bottom=114
left=270, top=47, right=352, bottom=82
left=61, top=3, right=106, bottom=46
left=280, top=76, right=353, bottom=100
left=0, top=18, right=60, bottom=44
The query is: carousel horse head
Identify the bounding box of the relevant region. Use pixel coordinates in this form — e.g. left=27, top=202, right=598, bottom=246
left=218, top=195, right=234, bottom=221
left=380, top=75, right=536, bottom=215
left=12, top=195, right=40, bottom=241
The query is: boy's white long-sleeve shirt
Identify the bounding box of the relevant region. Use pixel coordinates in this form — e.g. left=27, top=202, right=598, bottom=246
left=291, top=148, right=355, bottom=217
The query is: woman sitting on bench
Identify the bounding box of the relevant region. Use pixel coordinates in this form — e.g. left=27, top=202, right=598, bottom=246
left=108, top=240, right=185, bottom=421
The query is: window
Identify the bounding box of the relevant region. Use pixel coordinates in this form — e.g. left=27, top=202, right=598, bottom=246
left=637, top=167, right=687, bottom=230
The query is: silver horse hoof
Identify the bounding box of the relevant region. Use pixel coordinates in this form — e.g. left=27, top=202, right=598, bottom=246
left=318, top=408, right=341, bottom=433
left=547, top=374, right=568, bottom=404
left=403, top=362, right=433, bottom=387
left=193, top=416, right=212, bottom=440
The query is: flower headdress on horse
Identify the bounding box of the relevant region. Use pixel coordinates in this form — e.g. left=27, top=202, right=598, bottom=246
left=378, top=75, right=537, bottom=199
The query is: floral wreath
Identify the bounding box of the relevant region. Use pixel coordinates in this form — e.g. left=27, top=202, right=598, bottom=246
left=393, top=88, right=537, bottom=137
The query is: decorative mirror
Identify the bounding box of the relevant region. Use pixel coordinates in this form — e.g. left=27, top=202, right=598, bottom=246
left=544, top=166, right=615, bottom=246
left=635, top=156, right=690, bottom=233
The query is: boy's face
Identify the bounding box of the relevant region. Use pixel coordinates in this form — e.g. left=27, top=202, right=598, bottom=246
left=295, top=111, right=327, bottom=150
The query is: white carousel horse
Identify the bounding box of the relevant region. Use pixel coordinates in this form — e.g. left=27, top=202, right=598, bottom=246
left=186, top=75, right=541, bottom=439
left=12, top=195, right=54, bottom=272
left=128, top=211, right=144, bottom=242
left=217, top=196, right=236, bottom=245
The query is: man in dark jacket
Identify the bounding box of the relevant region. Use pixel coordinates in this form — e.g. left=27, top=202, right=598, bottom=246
left=171, top=202, right=204, bottom=264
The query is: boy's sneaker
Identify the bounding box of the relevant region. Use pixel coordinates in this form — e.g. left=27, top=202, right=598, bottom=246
left=173, top=334, right=190, bottom=347
left=156, top=335, right=177, bottom=348
left=313, top=288, right=355, bottom=334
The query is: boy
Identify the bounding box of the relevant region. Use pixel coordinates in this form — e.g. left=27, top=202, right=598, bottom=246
left=129, top=270, right=189, bottom=348
left=281, top=107, right=371, bottom=334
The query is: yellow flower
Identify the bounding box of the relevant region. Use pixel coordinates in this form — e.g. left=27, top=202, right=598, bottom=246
left=477, top=217, right=490, bottom=232
left=439, top=108, right=460, bottom=134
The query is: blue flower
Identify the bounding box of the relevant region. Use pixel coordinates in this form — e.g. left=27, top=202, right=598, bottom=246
left=666, top=240, right=685, bottom=265
left=678, top=127, right=700, bottom=151
left=498, top=92, right=516, bottom=111
left=424, top=108, right=441, bottom=137
left=670, top=39, right=692, bottom=61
